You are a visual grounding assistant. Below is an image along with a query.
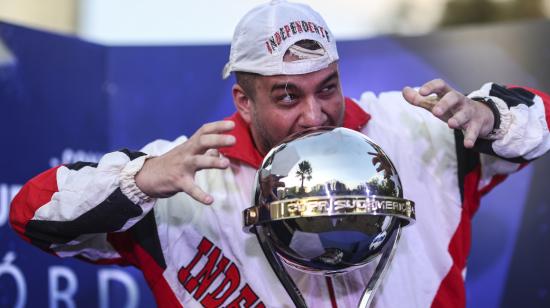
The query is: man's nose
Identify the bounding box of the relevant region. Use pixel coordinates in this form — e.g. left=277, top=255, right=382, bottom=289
left=299, top=97, right=327, bottom=128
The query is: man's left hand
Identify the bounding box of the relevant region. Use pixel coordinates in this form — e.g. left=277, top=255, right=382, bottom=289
left=402, top=79, right=495, bottom=148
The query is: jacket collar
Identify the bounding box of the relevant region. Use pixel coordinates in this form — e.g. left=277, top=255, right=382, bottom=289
left=219, top=97, right=371, bottom=169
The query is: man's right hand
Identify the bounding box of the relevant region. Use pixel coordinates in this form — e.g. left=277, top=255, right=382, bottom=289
left=135, top=120, right=236, bottom=205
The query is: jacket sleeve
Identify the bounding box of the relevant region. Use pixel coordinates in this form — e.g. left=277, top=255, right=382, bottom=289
left=467, top=83, right=550, bottom=191
left=9, top=137, right=186, bottom=264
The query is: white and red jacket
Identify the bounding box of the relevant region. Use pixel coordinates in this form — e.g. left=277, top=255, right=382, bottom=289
left=10, top=83, right=550, bottom=307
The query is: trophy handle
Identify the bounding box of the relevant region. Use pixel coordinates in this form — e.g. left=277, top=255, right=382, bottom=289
left=255, top=225, right=308, bottom=308
left=358, top=225, right=402, bottom=308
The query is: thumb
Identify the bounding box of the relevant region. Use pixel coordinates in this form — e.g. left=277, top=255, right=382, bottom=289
left=402, top=86, right=417, bottom=104
left=402, top=86, right=439, bottom=112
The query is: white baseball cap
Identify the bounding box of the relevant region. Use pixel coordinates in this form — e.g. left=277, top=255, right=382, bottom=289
left=222, top=0, right=339, bottom=79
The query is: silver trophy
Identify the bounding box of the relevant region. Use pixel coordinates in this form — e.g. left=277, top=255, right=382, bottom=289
left=243, top=127, right=415, bottom=308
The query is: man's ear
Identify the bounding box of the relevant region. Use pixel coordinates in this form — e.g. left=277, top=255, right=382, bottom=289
left=232, top=84, right=253, bottom=124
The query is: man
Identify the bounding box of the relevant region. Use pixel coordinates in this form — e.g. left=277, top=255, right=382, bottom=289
left=9, top=1, right=550, bottom=307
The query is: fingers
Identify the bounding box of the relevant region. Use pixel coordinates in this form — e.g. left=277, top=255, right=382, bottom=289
left=198, top=120, right=235, bottom=134
left=184, top=181, right=214, bottom=205
left=403, top=86, right=432, bottom=110
left=273, top=180, right=285, bottom=188
left=172, top=121, right=236, bottom=205
left=418, top=78, right=453, bottom=96
left=205, top=149, right=220, bottom=157
left=463, top=121, right=482, bottom=149
left=191, top=155, right=230, bottom=170
left=404, top=85, right=468, bottom=122
left=403, top=79, right=455, bottom=114
left=432, top=91, right=465, bottom=122
left=447, top=107, right=472, bottom=130
left=196, top=134, right=236, bottom=150
left=139, top=121, right=236, bottom=203
left=191, top=121, right=236, bottom=153
left=403, top=87, right=441, bottom=113
left=175, top=155, right=229, bottom=205
left=404, top=81, right=491, bottom=149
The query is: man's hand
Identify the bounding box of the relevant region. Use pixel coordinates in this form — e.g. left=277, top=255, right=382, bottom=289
left=402, top=79, right=495, bottom=148
left=135, top=120, right=236, bottom=205
left=368, top=151, right=394, bottom=181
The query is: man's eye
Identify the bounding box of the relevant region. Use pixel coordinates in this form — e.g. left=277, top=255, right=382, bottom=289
left=279, top=94, right=296, bottom=104
left=321, top=85, right=335, bottom=93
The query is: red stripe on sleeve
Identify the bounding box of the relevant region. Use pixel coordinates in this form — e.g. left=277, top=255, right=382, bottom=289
left=508, top=85, right=550, bottom=129
left=9, top=166, right=62, bottom=243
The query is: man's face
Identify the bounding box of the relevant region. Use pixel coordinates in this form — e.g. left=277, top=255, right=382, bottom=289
left=247, top=62, right=345, bottom=155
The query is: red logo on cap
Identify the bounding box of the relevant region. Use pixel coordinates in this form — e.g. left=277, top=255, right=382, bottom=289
left=265, top=20, right=330, bottom=54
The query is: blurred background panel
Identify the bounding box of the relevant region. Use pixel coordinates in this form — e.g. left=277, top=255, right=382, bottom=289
left=0, top=0, right=77, bottom=34
left=1, top=0, right=549, bottom=43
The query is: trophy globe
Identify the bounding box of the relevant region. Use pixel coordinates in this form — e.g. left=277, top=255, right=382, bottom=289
left=243, top=127, right=415, bottom=308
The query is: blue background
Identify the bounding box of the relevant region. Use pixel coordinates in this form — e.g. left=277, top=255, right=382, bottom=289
left=1, top=20, right=549, bottom=307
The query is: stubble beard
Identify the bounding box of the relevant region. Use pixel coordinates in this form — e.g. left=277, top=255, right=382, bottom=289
left=251, top=111, right=278, bottom=155
left=250, top=102, right=345, bottom=155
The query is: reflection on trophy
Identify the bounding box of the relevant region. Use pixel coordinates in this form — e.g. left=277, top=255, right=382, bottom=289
left=243, top=127, right=416, bottom=308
